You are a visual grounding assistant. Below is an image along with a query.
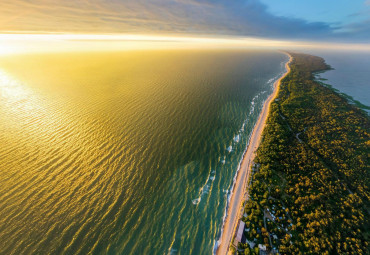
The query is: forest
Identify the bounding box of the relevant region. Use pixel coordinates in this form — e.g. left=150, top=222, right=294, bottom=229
left=236, top=53, right=369, bottom=254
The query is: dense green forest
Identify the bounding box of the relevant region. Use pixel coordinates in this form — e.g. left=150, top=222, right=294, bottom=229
left=237, top=53, right=369, bottom=254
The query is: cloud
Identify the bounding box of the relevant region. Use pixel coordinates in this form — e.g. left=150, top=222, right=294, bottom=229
left=336, top=18, right=370, bottom=42
left=0, top=0, right=369, bottom=43
left=199, top=0, right=334, bottom=39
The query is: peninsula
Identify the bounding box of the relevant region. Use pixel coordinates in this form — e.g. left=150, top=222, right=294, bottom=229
left=221, top=52, right=369, bottom=254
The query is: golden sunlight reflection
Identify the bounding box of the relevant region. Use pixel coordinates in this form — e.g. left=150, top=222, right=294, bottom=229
left=0, top=69, right=30, bottom=103
left=0, top=68, right=55, bottom=143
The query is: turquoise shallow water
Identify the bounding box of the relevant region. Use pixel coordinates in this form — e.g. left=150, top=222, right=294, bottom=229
left=0, top=49, right=288, bottom=254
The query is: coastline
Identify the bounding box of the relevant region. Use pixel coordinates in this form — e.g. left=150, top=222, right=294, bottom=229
left=216, top=52, right=292, bottom=255
left=314, top=76, right=370, bottom=114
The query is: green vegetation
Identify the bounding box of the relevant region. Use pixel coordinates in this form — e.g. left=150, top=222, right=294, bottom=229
left=238, top=53, right=369, bottom=254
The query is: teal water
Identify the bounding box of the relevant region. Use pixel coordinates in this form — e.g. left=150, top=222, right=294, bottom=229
left=308, top=50, right=370, bottom=113
left=0, top=49, right=288, bottom=254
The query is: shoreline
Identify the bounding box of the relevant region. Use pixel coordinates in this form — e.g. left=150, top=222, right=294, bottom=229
left=216, top=52, right=292, bottom=255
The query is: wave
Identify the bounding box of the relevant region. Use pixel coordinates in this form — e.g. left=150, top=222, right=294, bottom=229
left=0, top=51, right=289, bottom=255
left=192, top=168, right=216, bottom=205
left=227, top=146, right=233, bottom=152
left=233, top=134, right=240, bottom=143
left=213, top=104, right=258, bottom=254
left=192, top=198, right=201, bottom=205
left=213, top=66, right=287, bottom=254
left=219, top=155, right=226, bottom=165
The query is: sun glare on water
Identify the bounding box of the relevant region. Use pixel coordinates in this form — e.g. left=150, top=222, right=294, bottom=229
left=0, top=43, right=15, bottom=55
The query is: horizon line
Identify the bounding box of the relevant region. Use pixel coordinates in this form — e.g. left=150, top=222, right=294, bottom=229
left=0, top=32, right=370, bottom=55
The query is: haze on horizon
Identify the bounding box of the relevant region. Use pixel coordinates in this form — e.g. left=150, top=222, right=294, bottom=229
left=0, top=0, right=370, bottom=54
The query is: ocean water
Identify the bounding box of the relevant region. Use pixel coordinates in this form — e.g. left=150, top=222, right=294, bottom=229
left=0, top=49, right=288, bottom=255
left=308, top=50, right=370, bottom=112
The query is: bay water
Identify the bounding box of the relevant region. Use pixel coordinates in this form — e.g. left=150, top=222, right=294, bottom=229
left=309, top=49, right=370, bottom=113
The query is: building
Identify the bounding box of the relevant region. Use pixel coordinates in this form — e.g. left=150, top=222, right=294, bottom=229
left=258, top=244, right=268, bottom=255
left=233, top=220, right=246, bottom=247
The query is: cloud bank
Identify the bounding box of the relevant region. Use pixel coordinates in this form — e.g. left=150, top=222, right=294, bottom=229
left=0, top=0, right=369, bottom=43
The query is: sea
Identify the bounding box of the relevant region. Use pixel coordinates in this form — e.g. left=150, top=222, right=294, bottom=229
left=0, top=49, right=288, bottom=254
left=308, top=49, right=370, bottom=113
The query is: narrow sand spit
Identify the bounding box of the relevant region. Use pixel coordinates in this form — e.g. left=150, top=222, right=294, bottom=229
left=216, top=53, right=292, bottom=255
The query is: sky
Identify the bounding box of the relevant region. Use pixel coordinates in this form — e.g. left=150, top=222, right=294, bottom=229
left=0, top=0, right=369, bottom=50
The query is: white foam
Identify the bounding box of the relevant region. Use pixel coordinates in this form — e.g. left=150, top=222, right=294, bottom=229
left=227, top=146, right=233, bottom=152
left=204, top=184, right=210, bottom=194
left=220, top=155, right=226, bottom=164
left=168, top=248, right=177, bottom=255
left=213, top=239, right=220, bottom=255
left=192, top=198, right=201, bottom=205
left=192, top=167, right=215, bottom=205
left=214, top=60, right=290, bottom=254
left=233, top=134, right=240, bottom=143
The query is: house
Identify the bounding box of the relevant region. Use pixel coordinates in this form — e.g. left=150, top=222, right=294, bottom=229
left=258, top=244, right=268, bottom=255
left=258, top=244, right=267, bottom=250
left=265, top=210, right=274, bottom=221
left=247, top=240, right=256, bottom=249
left=233, top=220, right=246, bottom=247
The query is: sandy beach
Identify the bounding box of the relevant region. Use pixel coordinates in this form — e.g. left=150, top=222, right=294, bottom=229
left=216, top=53, right=292, bottom=255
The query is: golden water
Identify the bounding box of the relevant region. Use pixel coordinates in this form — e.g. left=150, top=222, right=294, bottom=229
left=0, top=49, right=287, bottom=254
